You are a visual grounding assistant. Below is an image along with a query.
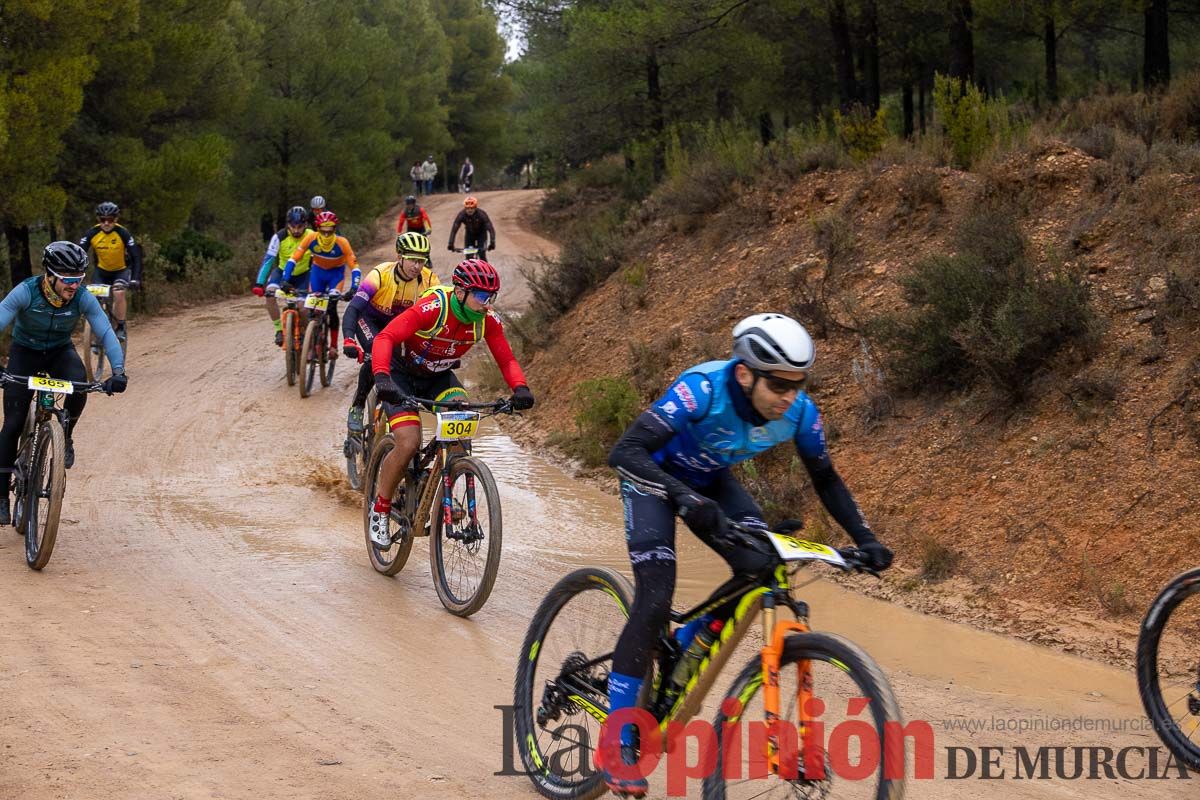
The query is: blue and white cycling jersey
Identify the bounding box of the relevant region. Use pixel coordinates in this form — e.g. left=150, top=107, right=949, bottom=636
left=649, top=359, right=826, bottom=487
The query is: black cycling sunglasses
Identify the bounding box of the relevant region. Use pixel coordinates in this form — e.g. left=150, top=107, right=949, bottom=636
left=751, top=367, right=807, bottom=395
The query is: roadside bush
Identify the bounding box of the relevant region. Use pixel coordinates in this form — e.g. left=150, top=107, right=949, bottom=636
left=868, top=202, right=1094, bottom=399
left=524, top=205, right=626, bottom=325
left=833, top=105, right=888, bottom=162
left=159, top=229, right=233, bottom=272
left=629, top=331, right=681, bottom=402
left=932, top=74, right=1017, bottom=169
left=137, top=233, right=258, bottom=314
left=564, top=377, right=639, bottom=467
left=919, top=534, right=961, bottom=581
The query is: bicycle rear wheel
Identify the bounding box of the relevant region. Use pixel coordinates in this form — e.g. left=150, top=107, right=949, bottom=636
left=363, top=434, right=416, bottom=575
left=25, top=419, right=67, bottom=570
left=514, top=566, right=635, bottom=800
left=1137, top=568, right=1200, bottom=772
left=299, top=316, right=320, bottom=398
left=283, top=312, right=298, bottom=387
left=703, top=632, right=906, bottom=800
left=430, top=455, right=502, bottom=617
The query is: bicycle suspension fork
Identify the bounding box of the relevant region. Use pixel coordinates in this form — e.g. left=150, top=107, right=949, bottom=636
left=760, top=569, right=814, bottom=778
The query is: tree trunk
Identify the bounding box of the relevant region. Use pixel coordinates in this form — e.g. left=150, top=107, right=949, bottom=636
left=759, top=111, right=775, bottom=145
left=1143, top=0, right=1169, bottom=89
left=902, top=82, right=915, bottom=138
left=948, top=0, right=974, bottom=84
left=715, top=87, right=734, bottom=120
left=829, top=0, right=858, bottom=109
left=5, top=224, right=32, bottom=285
left=646, top=50, right=665, bottom=182
left=863, top=0, right=881, bottom=113
left=1043, top=4, right=1058, bottom=104
left=918, top=68, right=928, bottom=135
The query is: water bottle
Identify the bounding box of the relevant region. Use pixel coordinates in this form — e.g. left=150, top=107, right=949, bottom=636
left=669, top=617, right=724, bottom=689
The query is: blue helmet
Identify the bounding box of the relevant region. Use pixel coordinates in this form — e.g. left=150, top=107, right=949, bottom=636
left=286, top=206, right=307, bottom=225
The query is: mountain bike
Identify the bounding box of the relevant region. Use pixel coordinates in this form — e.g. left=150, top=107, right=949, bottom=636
left=1, top=372, right=106, bottom=570
left=298, top=291, right=340, bottom=399
left=81, top=283, right=130, bottom=382
left=363, top=394, right=515, bottom=617
left=1137, top=567, right=1200, bottom=772
left=513, top=522, right=906, bottom=799
left=344, top=355, right=383, bottom=492
left=276, top=289, right=305, bottom=387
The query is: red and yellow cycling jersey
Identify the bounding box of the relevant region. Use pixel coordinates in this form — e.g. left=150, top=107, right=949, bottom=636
left=371, top=285, right=525, bottom=388
left=356, top=262, right=439, bottom=317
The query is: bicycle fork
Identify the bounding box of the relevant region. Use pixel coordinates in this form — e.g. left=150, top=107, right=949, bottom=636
left=760, top=589, right=813, bottom=779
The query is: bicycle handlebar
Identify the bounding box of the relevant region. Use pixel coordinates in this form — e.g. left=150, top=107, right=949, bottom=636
left=0, top=372, right=107, bottom=394
left=726, top=520, right=880, bottom=577
left=401, top=394, right=515, bottom=415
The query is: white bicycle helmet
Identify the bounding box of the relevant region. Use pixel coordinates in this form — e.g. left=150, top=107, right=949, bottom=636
left=310, top=195, right=326, bottom=209
left=732, top=313, right=815, bottom=371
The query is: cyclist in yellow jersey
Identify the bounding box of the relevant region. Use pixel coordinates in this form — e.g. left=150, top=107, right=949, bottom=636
left=78, top=201, right=142, bottom=343
left=252, top=206, right=313, bottom=346
left=341, top=232, right=438, bottom=435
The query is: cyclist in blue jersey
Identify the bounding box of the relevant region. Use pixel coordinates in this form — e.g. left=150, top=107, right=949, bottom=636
left=0, top=242, right=128, bottom=525
left=252, top=206, right=313, bottom=346
left=600, top=313, right=893, bottom=797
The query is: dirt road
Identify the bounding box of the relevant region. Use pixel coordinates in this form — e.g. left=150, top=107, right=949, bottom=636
left=0, top=190, right=1185, bottom=799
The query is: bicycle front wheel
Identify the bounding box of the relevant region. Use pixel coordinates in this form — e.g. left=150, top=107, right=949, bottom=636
left=363, top=434, right=416, bottom=576
left=25, top=419, right=67, bottom=570
left=1137, top=568, right=1200, bottom=772
left=319, top=319, right=334, bottom=387
left=429, top=455, right=502, bottom=617
left=514, top=566, right=635, bottom=800
left=283, top=312, right=298, bottom=387
left=82, top=319, right=104, bottom=382
left=299, top=317, right=320, bottom=398
left=704, top=631, right=906, bottom=800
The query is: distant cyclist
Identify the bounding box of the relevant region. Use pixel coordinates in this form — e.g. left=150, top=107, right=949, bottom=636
left=252, top=206, right=313, bottom=346
left=396, top=196, right=432, bottom=236
left=0, top=243, right=128, bottom=523
left=341, top=232, right=438, bottom=437
left=307, top=195, right=326, bottom=229
left=283, top=210, right=360, bottom=358
left=79, top=201, right=142, bottom=344
left=447, top=196, right=495, bottom=260
left=366, top=259, right=533, bottom=547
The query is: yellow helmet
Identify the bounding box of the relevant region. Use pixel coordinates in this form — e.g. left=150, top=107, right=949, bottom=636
left=396, top=231, right=430, bottom=259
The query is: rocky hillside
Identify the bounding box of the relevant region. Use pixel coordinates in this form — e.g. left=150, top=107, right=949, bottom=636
left=518, top=141, right=1200, bottom=663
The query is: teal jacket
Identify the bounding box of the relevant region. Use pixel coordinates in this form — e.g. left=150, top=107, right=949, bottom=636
left=0, top=276, right=124, bottom=371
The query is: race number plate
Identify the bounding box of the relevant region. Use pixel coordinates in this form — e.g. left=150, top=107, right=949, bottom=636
left=87, top=284, right=111, bottom=298
left=28, top=376, right=73, bottom=394
left=435, top=411, right=480, bottom=441
left=304, top=295, right=328, bottom=311
left=765, top=532, right=847, bottom=567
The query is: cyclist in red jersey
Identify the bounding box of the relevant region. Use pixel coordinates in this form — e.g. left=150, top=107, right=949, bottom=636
left=367, top=259, right=534, bottom=546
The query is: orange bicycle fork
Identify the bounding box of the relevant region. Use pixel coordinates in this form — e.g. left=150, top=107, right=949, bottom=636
left=759, top=591, right=814, bottom=779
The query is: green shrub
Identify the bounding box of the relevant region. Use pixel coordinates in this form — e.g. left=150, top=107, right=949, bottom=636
left=523, top=204, right=627, bottom=324
left=159, top=228, right=233, bottom=270
left=919, top=534, right=961, bottom=581
left=135, top=232, right=258, bottom=314
left=1159, top=71, right=1200, bottom=142
left=932, top=74, right=1016, bottom=169
left=833, top=105, right=888, bottom=162
left=868, top=202, right=1094, bottom=399
left=567, top=377, right=640, bottom=467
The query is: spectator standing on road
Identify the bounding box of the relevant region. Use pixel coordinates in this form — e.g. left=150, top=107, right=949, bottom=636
left=459, top=158, right=474, bottom=193
left=421, top=155, right=438, bottom=195
left=410, top=161, right=422, bottom=196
